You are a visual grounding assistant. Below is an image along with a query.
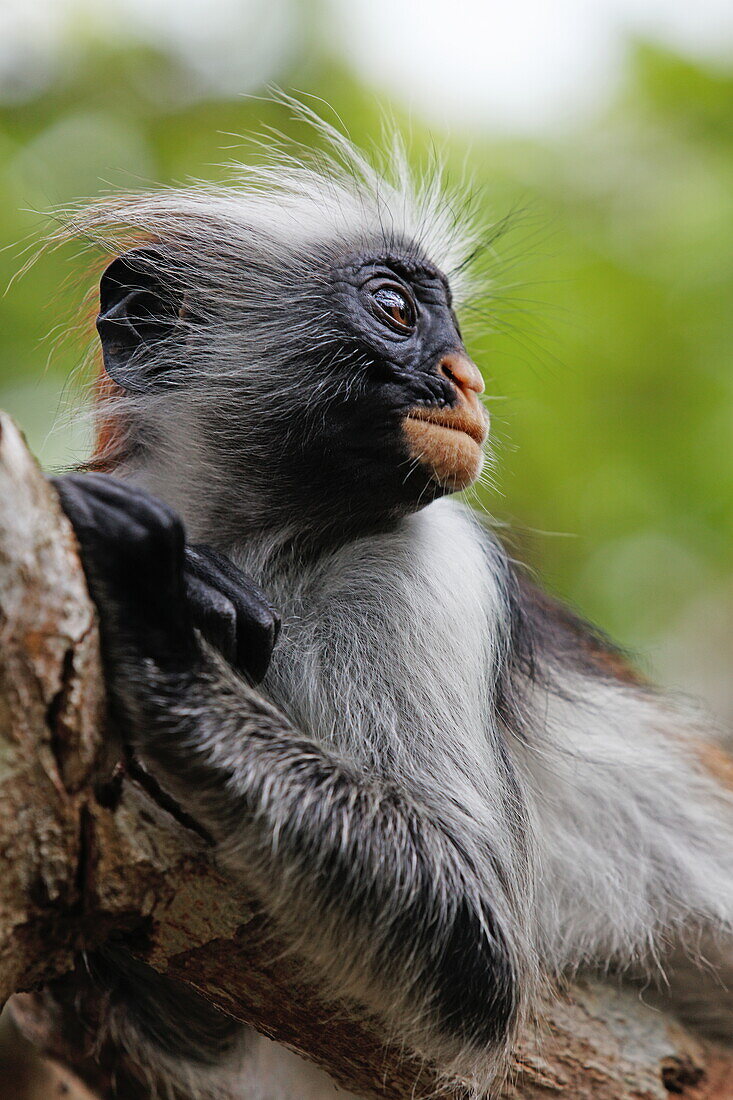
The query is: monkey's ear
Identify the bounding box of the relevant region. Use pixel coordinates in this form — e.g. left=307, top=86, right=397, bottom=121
left=97, top=249, right=182, bottom=392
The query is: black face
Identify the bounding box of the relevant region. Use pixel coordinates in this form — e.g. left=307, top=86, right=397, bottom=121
left=302, top=251, right=487, bottom=528
left=95, top=245, right=486, bottom=544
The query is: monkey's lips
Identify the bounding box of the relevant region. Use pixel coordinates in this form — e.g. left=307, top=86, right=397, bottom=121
left=402, top=405, right=488, bottom=490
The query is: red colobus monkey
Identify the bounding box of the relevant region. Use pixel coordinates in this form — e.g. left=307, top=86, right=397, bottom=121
left=38, top=112, right=733, bottom=1099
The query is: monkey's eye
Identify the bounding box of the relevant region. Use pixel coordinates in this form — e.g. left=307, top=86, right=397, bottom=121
left=370, top=284, right=416, bottom=334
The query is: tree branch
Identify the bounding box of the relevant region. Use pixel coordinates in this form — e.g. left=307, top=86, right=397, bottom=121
left=0, top=410, right=731, bottom=1099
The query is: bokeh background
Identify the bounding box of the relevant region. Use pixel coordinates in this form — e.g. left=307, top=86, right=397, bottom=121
left=1, top=0, right=732, bottom=720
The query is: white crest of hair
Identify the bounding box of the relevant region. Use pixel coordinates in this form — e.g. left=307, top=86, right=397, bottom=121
left=54, top=94, right=478, bottom=304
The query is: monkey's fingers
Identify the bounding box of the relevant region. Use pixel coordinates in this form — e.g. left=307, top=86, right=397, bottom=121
left=184, top=572, right=239, bottom=667
left=184, top=545, right=280, bottom=683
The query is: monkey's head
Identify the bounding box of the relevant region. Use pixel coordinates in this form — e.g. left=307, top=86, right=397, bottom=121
left=79, top=120, right=489, bottom=545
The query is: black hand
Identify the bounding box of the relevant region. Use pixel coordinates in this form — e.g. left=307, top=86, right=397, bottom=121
left=183, top=545, right=280, bottom=683
left=53, top=473, right=197, bottom=672
left=53, top=474, right=280, bottom=688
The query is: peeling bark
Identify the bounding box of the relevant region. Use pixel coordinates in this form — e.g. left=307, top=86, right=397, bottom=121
left=0, top=410, right=732, bottom=1098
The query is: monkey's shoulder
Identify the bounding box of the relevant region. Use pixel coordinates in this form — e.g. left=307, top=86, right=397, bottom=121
left=504, top=567, right=645, bottom=692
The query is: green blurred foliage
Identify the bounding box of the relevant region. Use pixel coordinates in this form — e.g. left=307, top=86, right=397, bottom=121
left=0, top=35, right=731, bottom=666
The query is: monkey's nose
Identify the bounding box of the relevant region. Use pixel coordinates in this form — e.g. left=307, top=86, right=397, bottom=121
left=438, top=352, right=485, bottom=401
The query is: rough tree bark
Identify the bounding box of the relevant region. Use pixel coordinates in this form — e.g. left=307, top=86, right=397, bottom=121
left=0, top=410, right=732, bottom=1100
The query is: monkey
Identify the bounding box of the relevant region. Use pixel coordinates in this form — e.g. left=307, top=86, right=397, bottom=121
left=33, top=112, right=733, bottom=1099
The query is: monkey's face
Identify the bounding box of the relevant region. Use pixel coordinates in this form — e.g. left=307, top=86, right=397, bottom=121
left=327, top=253, right=488, bottom=501
left=94, top=243, right=488, bottom=540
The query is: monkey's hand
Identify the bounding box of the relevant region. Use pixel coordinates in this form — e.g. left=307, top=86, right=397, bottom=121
left=184, top=544, right=280, bottom=683
left=52, top=474, right=279, bottom=686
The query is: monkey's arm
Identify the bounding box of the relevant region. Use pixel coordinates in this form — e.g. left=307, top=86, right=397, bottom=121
left=53, top=474, right=519, bottom=1070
